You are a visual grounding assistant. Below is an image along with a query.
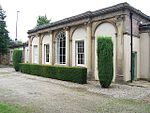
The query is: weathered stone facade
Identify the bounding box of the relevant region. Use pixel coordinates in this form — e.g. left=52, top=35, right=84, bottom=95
left=27, top=2, right=150, bottom=82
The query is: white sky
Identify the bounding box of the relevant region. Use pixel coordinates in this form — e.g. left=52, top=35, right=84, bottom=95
left=0, top=0, right=150, bottom=42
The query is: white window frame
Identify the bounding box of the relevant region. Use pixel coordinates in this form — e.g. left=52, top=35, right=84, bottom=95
left=44, top=44, right=50, bottom=64
left=56, top=31, right=66, bottom=65
left=75, top=40, right=85, bottom=66
left=33, top=45, right=38, bottom=64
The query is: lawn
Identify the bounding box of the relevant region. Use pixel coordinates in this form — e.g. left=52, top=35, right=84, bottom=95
left=0, top=103, right=31, bottom=113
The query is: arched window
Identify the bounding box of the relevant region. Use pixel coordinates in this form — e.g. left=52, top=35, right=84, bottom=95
left=56, top=31, right=66, bottom=64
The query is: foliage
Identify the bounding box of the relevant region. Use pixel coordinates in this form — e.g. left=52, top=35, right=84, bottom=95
left=36, top=15, right=50, bottom=26
left=13, top=50, right=22, bottom=71
left=0, top=6, right=10, bottom=54
left=97, top=36, right=113, bottom=88
left=20, top=63, right=87, bottom=84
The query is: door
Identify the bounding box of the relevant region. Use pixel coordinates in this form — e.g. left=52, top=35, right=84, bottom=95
left=132, top=52, right=137, bottom=80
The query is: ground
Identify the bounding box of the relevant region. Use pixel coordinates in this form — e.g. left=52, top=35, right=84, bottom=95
left=0, top=67, right=150, bottom=113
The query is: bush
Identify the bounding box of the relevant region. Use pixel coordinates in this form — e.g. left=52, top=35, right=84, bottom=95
left=13, top=50, right=22, bottom=71
left=97, top=36, right=113, bottom=88
left=19, top=63, right=87, bottom=84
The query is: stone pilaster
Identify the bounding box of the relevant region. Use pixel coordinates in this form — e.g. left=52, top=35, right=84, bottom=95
left=49, top=32, right=53, bottom=65
left=66, top=28, right=70, bottom=66
left=148, top=33, right=150, bottom=77
left=38, top=34, right=42, bottom=64
left=52, top=33, right=56, bottom=65
left=116, top=15, right=124, bottom=75
left=69, top=35, right=72, bottom=66
left=29, top=36, right=32, bottom=63
left=86, top=22, right=92, bottom=79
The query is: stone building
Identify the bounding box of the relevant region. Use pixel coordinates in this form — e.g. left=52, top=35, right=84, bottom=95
left=0, top=42, right=28, bottom=65
left=9, top=42, right=29, bottom=65
left=27, top=2, right=150, bottom=82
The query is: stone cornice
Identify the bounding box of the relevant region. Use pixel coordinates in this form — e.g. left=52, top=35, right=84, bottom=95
left=139, top=23, right=150, bottom=33
left=28, top=2, right=150, bottom=34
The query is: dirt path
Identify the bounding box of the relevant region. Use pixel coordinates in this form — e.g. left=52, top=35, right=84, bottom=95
left=0, top=67, right=150, bottom=113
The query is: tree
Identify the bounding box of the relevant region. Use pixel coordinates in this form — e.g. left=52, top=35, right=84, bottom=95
left=0, top=5, right=10, bottom=55
left=97, top=36, right=113, bottom=88
left=13, top=50, right=22, bottom=71
left=36, top=15, right=50, bottom=26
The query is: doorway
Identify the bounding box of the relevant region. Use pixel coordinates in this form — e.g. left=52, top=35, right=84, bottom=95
left=132, top=52, right=137, bottom=80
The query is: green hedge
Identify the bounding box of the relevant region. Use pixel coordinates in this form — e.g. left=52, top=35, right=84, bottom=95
left=97, top=36, right=113, bottom=88
left=19, top=63, right=87, bottom=84
left=13, top=50, right=22, bottom=71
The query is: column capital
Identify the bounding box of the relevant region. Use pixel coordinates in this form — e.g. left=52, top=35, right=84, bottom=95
left=53, top=40, right=56, bottom=43
left=92, top=36, right=95, bottom=40
left=69, top=39, right=72, bottom=42
left=28, top=36, right=31, bottom=39
left=36, top=33, right=39, bottom=37
left=115, top=15, right=124, bottom=22
left=47, top=30, right=52, bottom=34
left=63, top=27, right=69, bottom=31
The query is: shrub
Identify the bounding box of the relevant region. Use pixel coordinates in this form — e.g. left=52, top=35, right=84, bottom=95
left=13, top=50, right=22, bottom=71
left=19, top=63, right=87, bottom=84
left=97, top=36, right=113, bottom=88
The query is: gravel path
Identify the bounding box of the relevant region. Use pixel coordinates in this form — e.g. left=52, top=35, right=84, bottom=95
left=0, top=67, right=150, bottom=113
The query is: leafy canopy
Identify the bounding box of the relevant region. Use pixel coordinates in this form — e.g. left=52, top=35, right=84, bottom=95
left=0, top=5, right=10, bottom=54
left=36, top=15, right=50, bottom=26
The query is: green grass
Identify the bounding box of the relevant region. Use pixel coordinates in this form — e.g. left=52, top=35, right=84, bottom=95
left=0, top=103, right=31, bottom=113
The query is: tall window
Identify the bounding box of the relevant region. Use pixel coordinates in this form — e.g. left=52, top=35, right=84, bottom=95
left=44, top=44, right=50, bottom=63
left=76, top=41, right=84, bottom=65
left=56, top=31, right=66, bottom=64
left=33, top=45, right=38, bottom=64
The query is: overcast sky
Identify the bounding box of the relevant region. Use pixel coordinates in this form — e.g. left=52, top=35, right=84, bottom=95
left=0, top=0, right=150, bottom=42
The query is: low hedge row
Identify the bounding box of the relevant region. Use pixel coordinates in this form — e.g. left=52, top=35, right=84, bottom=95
left=19, top=63, right=87, bottom=84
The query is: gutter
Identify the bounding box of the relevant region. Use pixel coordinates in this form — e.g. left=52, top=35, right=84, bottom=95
left=130, top=12, right=133, bottom=83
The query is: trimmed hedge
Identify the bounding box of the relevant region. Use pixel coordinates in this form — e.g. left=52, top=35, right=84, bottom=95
left=13, top=50, right=22, bottom=71
left=19, top=63, right=87, bottom=84
left=97, top=36, right=113, bottom=88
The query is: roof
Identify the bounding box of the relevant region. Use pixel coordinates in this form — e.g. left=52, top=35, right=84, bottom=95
left=28, top=2, right=150, bottom=34
left=9, top=42, right=28, bottom=49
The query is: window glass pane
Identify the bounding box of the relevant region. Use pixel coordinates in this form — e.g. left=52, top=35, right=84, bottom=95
left=76, top=41, right=84, bottom=65
left=44, top=44, right=49, bottom=63
left=56, top=31, right=66, bottom=64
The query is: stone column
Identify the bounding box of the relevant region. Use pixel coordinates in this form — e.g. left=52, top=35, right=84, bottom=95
left=69, top=35, right=72, bottom=66
left=23, top=46, right=25, bottom=63
left=52, top=33, right=56, bottom=65
left=49, top=31, right=53, bottom=65
left=66, top=28, right=70, bottom=66
left=86, top=22, right=92, bottom=79
left=116, top=16, right=124, bottom=75
left=29, top=36, right=32, bottom=63
left=38, top=34, right=42, bottom=64
left=149, top=33, right=150, bottom=78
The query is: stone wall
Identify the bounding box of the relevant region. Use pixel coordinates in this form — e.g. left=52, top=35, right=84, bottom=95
left=0, top=53, right=10, bottom=65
